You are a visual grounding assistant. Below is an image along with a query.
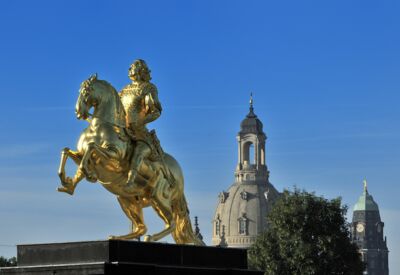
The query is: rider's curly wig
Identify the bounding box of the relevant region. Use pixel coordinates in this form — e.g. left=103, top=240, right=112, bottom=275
left=132, top=59, right=152, bottom=82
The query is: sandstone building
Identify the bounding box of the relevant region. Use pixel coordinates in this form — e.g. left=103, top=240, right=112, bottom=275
left=212, top=97, right=280, bottom=248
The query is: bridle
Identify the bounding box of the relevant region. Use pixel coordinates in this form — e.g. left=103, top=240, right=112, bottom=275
left=80, top=75, right=126, bottom=129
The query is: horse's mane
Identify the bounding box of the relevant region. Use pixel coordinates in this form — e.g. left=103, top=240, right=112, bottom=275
left=97, top=79, right=113, bottom=88
left=95, top=79, right=126, bottom=117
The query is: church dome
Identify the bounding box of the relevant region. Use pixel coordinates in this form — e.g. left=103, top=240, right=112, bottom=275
left=212, top=180, right=280, bottom=248
left=212, top=95, right=280, bottom=248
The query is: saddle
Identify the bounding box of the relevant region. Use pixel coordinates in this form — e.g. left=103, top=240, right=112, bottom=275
left=125, top=128, right=175, bottom=187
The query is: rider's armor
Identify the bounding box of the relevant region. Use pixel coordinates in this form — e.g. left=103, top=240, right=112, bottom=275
left=120, top=81, right=161, bottom=150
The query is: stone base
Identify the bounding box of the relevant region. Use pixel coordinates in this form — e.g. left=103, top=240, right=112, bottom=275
left=0, top=240, right=262, bottom=275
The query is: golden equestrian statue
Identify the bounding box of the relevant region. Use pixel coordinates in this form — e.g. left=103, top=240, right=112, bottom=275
left=57, top=60, right=204, bottom=245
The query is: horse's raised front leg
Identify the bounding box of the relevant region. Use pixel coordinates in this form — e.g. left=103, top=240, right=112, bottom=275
left=79, top=142, right=98, bottom=182
left=79, top=142, right=118, bottom=183
left=109, top=196, right=147, bottom=240
left=58, top=148, right=84, bottom=195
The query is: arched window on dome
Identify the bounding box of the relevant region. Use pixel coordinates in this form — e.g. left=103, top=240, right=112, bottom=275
left=261, top=146, right=265, bottom=165
left=242, top=141, right=255, bottom=166
left=249, top=144, right=255, bottom=165
left=238, top=214, right=248, bottom=235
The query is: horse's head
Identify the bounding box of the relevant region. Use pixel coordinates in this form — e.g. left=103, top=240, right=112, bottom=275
left=76, top=74, right=99, bottom=120
left=76, top=74, right=125, bottom=125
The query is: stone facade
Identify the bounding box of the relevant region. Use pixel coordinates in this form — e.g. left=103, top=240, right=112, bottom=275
left=351, top=182, right=389, bottom=275
left=212, top=98, right=280, bottom=248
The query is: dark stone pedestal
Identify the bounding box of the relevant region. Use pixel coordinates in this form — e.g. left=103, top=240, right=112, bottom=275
left=0, top=240, right=262, bottom=275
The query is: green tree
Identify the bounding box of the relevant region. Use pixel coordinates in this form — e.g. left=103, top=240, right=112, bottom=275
left=248, top=188, right=364, bottom=275
left=0, top=256, right=17, bottom=267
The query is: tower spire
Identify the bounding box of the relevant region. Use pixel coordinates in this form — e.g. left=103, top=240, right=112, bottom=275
left=249, top=92, right=254, bottom=111
left=248, top=92, right=255, bottom=117
left=363, top=179, right=368, bottom=193
left=194, top=216, right=203, bottom=241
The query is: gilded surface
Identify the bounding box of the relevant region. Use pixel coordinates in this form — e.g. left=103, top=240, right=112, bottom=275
left=57, top=60, right=204, bottom=245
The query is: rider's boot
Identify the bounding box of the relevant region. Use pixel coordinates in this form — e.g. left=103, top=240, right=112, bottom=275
left=124, top=142, right=151, bottom=193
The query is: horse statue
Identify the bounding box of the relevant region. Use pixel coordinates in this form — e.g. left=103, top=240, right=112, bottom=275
left=57, top=74, right=204, bottom=245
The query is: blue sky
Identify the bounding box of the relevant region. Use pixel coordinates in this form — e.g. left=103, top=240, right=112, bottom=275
left=0, top=0, right=399, bottom=272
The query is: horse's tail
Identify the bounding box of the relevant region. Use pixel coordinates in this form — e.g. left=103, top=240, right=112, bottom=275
left=172, top=194, right=205, bottom=246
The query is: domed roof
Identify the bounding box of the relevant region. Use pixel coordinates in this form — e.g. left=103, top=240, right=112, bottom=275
left=212, top=181, right=280, bottom=248
left=353, top=181, right=379, bottom=212
left=239, top=96, right=264, bottom=134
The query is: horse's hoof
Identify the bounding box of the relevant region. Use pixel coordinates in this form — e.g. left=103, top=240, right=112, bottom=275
left=108, top=233, right=141, bottom=240
left=57, top=187, right=74, bottom=195
left=143, top=235, right=151, bottom=242
left=60, top=177, right=73, bottom=186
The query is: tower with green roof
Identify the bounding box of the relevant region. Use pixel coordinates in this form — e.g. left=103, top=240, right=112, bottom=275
left=351, top=180, right=389, bottom=275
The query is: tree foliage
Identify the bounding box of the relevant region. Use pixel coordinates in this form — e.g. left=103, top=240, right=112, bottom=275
left=248, top=188, right=364, bottom=275
left=0, top=256, right=17, bottom=267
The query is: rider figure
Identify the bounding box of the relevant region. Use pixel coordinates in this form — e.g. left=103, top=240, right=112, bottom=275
left=120, top=59, right=162, bottom=191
